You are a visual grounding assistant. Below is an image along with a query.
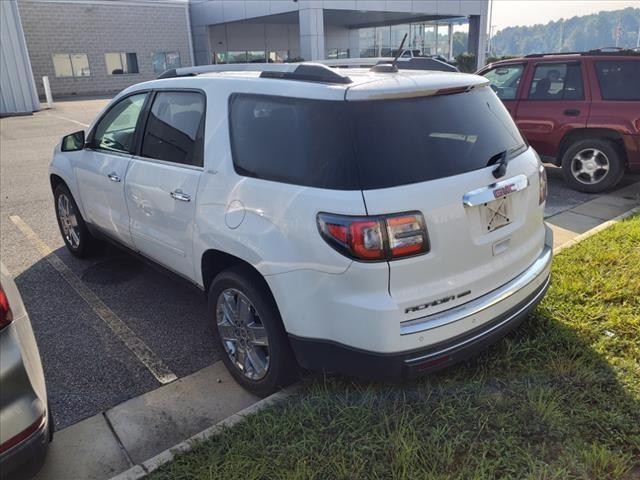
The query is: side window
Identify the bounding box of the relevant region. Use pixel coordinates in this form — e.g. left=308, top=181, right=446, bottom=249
left=595, top=61, right=640, bottom=101
left=482, top=64, right=523, bottom=100
left=528, top=63, right=584, bottom=100
left=92, top=93, right=147, bottom=154
left=140, top=91, right=205, bottom=167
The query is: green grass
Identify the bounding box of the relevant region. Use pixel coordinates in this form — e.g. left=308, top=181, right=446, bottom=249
left=151, top=215, right=640, bottom=480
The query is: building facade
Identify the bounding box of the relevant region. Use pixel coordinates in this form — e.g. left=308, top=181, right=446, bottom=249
left=0, top=1, right=40, bottom=116
left=3, top=0, right=488, bottom=102
left=18, top=0, right=193, bottom=97
left=190, top=0, right=488, bottom=67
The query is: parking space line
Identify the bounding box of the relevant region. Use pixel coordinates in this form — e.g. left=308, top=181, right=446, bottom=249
left=45, top=112, right=89, bottom=128
left=9, top=215, right=178, bottom=385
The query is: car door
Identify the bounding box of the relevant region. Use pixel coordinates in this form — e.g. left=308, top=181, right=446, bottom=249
left=125, top=90, right=205, bottom=280
left=75, top=92, right=148, bottom=248
left=478, top=62, right=526, bottom=118
left=514, top=61, right=590, bottom=158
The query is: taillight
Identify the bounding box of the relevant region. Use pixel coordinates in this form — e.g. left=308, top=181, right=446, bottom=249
left=317, top=212, right=429, bottom=261
left=0, top=284, right=13, bottom=330
left=538, top=164, right=547, bottom=205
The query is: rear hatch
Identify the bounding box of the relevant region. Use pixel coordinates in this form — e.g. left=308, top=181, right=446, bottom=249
left=346, top=77, right=546, bottom=320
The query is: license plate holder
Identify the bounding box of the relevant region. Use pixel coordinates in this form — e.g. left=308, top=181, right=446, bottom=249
left=480, top=197, right=512, bottom=232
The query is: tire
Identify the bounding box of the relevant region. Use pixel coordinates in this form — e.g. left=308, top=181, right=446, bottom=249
left=561, top=138, right=625, bottom=193
left=208, top=265, right=298, bottom=397
left=53, top=184, right=97, bottom=257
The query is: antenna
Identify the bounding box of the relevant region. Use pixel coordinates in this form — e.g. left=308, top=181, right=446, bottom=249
left=391, top=33, right=409, bottom=68
left=370, top=33, right=408, bottom=73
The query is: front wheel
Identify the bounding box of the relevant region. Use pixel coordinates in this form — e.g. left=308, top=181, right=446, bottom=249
left=208, top=265, right=298, bottom=397
left=53, top=184, right=97, bottom=257
left=561, top=139, right=625, bottom=193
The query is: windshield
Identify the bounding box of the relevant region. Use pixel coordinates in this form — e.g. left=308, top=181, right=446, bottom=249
left=229, top=86, right=526, bottom=190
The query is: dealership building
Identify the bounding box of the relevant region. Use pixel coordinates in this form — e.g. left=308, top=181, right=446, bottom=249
left=1, top=0, right=488, bottom=115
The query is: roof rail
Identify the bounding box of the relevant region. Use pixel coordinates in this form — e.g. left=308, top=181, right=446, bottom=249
left=157, top=62, right=353, bottom=84
left=524, top=48, right=640, bottom=58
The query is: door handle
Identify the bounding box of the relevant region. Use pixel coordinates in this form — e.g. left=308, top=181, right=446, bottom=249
left=107, top=172, right=121, bottom=182
left=170, top=190, right=191, bottom=202
left=563, top=109, right=580, bottom=117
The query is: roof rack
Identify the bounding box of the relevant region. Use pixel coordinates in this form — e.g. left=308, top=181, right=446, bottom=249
left=157, top=63, right=352, bottom=84
left=524, top=48, right=640, bottom=58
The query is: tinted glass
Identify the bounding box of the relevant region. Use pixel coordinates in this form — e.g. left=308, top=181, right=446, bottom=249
left=229, top=87, right=526, bottom=190
left=595, top=60, right=640, bottom=101
left=528, top=63, right=583, bottom=100
left=482, top=64, right=523, bottom=100
left=105, top=52, right=139, bottom=74
left=141, top=91, right=205, bottom=167
left=93, top=93, right=147, bottom=153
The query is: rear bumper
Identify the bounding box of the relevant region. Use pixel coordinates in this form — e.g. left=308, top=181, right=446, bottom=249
left=290, top=245, right=552, bottom=381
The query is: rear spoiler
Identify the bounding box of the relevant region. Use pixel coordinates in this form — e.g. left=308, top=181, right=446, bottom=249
left=321, top=57, right=459, bottom=73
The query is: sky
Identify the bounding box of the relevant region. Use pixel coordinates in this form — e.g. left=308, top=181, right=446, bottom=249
left=491, top=0, right=640, bottom=32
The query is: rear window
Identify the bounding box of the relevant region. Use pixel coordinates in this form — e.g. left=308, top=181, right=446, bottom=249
left=229, top=87, right=526, bottom=190
left=595, top=60, right=640, bottom=101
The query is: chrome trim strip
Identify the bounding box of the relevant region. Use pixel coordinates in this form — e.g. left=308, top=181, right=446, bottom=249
left=463, top=174, right=529, bottom=207
left=400, top=245, right=552, bottom=336
left=405, top=273, right=550, bottom=365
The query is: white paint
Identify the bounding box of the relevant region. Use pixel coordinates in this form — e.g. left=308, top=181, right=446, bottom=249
left=43, top=75, right=53, bottom=108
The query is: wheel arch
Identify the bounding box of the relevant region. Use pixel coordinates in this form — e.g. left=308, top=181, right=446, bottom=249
left=557, top=128, right=627, bottom=166
left=201, top=249, right=274, bottom=300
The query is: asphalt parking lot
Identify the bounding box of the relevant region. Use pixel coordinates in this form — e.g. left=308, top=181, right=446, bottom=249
left=1, top=98, right=639, bottom=430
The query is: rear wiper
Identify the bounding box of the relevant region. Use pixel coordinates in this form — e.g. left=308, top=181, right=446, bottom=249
left=487, top=150, right=508, bottom=179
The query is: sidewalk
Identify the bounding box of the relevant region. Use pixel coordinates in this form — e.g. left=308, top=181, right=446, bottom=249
left=32, top=181, right=640, bottom=480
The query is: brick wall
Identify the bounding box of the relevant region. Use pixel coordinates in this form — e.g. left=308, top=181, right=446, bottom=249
left=18, top=0, right=193, bottom=97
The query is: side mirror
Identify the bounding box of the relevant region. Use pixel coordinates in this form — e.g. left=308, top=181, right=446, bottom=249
left=61, top=130, right=85, bottom=152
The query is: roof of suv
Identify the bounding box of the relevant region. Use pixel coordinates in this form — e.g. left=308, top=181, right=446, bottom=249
left=128, top=64, right=489, bottom=102
left=486, top=48, right=640, bottom=66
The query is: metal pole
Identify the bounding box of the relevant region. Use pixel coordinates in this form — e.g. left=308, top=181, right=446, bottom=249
left=42, top=76, right=53, bottom=109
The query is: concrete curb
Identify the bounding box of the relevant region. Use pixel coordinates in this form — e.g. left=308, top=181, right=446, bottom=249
left=108, top=385, right=299, bottom=480
left=108, top=206, right=640, bottom=480
left=552, top=205, right=640, bottom=255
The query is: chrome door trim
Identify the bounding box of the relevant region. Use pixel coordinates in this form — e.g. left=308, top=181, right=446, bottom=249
left=400, top=245, right=552, bottom=336
left=462, top=174, right=529, bottom=207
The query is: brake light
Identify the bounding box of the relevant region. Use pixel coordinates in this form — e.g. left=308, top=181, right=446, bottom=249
left=0, top=284, right=13, bottom=330
left=538, top=164, right=547, bottom=205
left=317, top=212, right=429, bottom=261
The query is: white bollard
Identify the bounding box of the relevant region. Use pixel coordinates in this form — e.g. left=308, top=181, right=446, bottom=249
left=43, top=76, right=54, bottom=109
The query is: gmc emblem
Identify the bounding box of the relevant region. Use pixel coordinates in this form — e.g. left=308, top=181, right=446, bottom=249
left=493, top=184, right=516, bottom=199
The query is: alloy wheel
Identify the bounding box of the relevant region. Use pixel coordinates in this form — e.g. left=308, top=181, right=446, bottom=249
left=216, top=288, right=269, bottom=380
left=570, top=148, right=610, bottom=185
left=57, top=194, right=81, bottom=249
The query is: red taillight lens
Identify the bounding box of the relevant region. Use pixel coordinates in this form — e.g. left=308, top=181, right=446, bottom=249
left=317, top=212, right=429, bottom=261
left=0, top=284, right=13, bottom=330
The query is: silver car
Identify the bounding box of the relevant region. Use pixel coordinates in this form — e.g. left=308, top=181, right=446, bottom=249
left=0, top=263, right=50, bottom=479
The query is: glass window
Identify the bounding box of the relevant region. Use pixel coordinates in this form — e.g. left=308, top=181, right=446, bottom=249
left=229, top=88, right=525, bottom=190
left=152, top=52, right=182, bottom=73
left=141, top=91, right=205, bottom=167
left=105, top=52, right=139, bottom=75
left=247, top=51, right=266, bottom=63
left=53, top=54, right=90, bottom=77
left=268, top=51, right=289, bottom=63
left=595, top=61, right=640, bottom=101
left=227, top=51, right=248, bottom=64
left=326, top=49, right=349, bottom=60
left=482, top=64, right=524, bottom=100
left=93, top=93, right=147, bottom=154
left=528, top=63, right=584, bottom=100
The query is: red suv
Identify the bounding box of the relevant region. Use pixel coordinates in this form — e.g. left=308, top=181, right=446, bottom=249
left=477, top=50, right=640, bottom=192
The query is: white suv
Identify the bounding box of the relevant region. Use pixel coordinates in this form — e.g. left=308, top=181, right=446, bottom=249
left=49, top=62, right=552, bottom=396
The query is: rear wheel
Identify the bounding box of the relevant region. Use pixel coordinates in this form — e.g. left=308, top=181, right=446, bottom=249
left=208, top=265, right=297, bottom=397
left=561, top=138, right=625, bottom=193
left=53, top=184, right=97, bottom=257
